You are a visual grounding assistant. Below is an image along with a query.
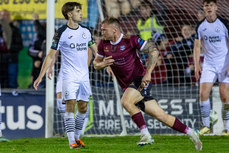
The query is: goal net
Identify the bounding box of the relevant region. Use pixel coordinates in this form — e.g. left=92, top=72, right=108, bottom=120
left=52, top=0, right=229, bottom=136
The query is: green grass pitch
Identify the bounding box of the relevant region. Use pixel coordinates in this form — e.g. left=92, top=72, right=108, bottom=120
left=0, top=135, right=228, bottom=153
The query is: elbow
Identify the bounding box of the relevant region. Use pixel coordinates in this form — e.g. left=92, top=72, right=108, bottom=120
left=93, top=60, right=99, bottom=70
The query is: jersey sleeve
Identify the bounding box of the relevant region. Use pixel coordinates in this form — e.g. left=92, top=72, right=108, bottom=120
left=130, top=35, right=147, bottom=51
left=195, top=23, right=201, bottom=40
left=51, top=28, right=64, bottom=50
left=97, top=40, right=104, bottom=57
left=219, top=17, right=229, bottom=38
left=87, top=30, right=96, bottom=47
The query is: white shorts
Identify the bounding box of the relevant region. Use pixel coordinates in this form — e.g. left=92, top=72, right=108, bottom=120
left=200, top=64, right=229, bottom=83
left=62, top=80, right=92, bottom=102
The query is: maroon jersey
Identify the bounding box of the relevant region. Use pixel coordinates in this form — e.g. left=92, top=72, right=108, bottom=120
left=97, top=34, right=147, bottom=90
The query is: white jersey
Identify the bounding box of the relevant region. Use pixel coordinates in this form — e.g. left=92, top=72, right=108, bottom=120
left=51, top=24, right=94, bottom=82
left=196, top=17, right=229, bottom=67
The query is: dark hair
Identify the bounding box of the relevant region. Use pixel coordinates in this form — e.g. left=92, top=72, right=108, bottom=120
left=62, top=2, right=81, bottom=20
left=141, top=0, right=153, bottom=8
left=102, top=17, right=121, bottom=29
left=203, top=0, right=217, bottom=4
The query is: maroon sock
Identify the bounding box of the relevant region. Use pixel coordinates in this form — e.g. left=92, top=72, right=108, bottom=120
left=172, top=118, right=189, bottom=134
left=131, top=112, right=147, bottom=129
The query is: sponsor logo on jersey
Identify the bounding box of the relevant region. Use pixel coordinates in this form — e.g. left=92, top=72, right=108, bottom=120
left=104, top=46, right=109, bottom=52
left=204, top=35, right=221, bottom=42
left=203, top=28, right=207, bottom=31
left=120, top=45, right=125, bottom=51
left=68, top=35, right=73, bottom=39
left=215, top=27, right=220, bottom=32
left=70, top=43, right=87, bottom=51
left=82, top=33, right=87, bottom=39
left=209, top=36, right=221, bottom=43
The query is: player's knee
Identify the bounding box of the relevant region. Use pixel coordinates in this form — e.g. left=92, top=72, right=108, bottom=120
left=121, top=100, right=132, bottom=110
left=78, top=105, right=88, bottom=113
left=220, top=91, right=229, bottom=102
left=200, top=90, right=210, bottom=100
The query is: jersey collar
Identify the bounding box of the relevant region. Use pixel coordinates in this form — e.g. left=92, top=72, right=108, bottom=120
left=110, top=33, right=124, bottom=45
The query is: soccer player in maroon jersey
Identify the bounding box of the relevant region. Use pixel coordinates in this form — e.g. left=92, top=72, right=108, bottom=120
left=93, top=17, right=202, bottom=150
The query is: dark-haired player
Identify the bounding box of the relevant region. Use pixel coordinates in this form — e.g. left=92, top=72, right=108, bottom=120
left=34, top=2, right=97, bottom=149
left=194, top=0, right=229, bottom=136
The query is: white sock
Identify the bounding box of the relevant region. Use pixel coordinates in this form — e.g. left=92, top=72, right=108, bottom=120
left=200, top=99, right=210, bottom=128
left=141, top=127, right=150, bottom=136
left=75, top=111, right=86, bottom=140
left=64, top=112, right=75, bottom=145
left=81, top=105, right=89, bottom=135
left=57, top=98, right=65, bottom=120
left=186, top=127, right=194, bottom=137
left=81, top=118, right=88, bottom=136
left=222, top=102, right=229, bottom=131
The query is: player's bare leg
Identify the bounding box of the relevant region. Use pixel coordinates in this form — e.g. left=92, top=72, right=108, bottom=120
left=144, top=100, right=202, bottom=150
left=121, top=88, right=154, bottom=146
left=75, top=100, right=88, bottom=147
left=199, top=83, right=214, bottom=135
left=219, top=83, right=229, bottom=136
left=64, top=99, right=78, bottom=148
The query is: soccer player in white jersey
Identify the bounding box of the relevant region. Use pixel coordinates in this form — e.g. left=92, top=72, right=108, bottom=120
left=33, top=2, right=97, bottom=149
left=47, top=49, right=92, bottom=137
left=194, top=0, right=229, bottom=136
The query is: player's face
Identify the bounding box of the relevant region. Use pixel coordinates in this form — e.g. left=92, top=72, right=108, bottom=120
left=101, top=23, right=114, bottom=40
left=203, top=2, right=217, bottom=17
left=69, top=6, right=82, bottom=22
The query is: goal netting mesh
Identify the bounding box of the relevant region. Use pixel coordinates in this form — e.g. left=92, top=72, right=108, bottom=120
left=52, top=0, right=229, bottom=136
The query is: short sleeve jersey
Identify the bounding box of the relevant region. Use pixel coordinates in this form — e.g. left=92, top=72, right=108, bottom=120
left=97, top=34, right=147, bottom=90
left=51, top=25, right=95, bottom=82
left=196, top=17, right=229, bottom=66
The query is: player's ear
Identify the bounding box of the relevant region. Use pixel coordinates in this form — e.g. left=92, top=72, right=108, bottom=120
left=112, top=25, right=118, bottom=33
left=67, top=12, right=72, bottom=19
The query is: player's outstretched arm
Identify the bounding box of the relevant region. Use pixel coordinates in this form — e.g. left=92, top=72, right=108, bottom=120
left=141, top=40, right=159, bottom=87
left=93, top=56, right=114, bottom=70
left=33, top=49, right=57, bottom=90
left=193, top=39, right=202, bottom=81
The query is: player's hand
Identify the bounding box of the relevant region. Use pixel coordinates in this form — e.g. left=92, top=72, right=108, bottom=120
left=47, top=67, right=53, bottom=80
left=106, top=66, right=115, bottom=80
left=138, top=73, right=151, bottom=91
left=195, top=64, right=202, bottom=81
left=103, top=56, right=114, bottom=67
left=33, top=77, right=42, bottom=90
